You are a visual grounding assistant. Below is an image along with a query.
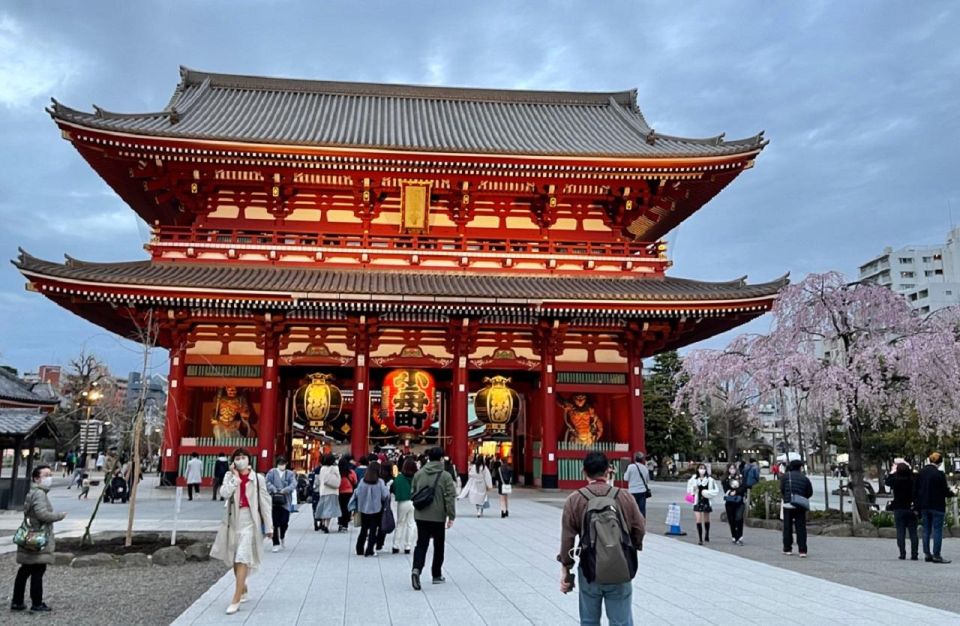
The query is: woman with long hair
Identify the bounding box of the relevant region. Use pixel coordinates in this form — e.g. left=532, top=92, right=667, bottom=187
left=314, top=454, right=341, bottom=533
left=459, top=455, right=493, bottom=517
left=722, top=463, right=747, bottom=545
left=337, top=454, right=357, bottom=532
left=350, top=460, right=389, bottom=556
left=686, top=463, right=719, bottom=545
left=210, top=449, right=273, bottom=616
left=391, top=458, right=419, bottom=554
left=496, top=457, right=514, bottom=518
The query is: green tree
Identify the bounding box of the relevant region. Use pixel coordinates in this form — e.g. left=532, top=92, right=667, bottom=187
left=644, top=351, right=696, bottom=470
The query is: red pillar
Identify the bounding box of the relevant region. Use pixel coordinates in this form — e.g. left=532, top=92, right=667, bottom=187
left=259, top=335, right=280, bottom=470
left=449, top=351, right=469, bottom=481
left=540, top=350, right=558, bottom=489
left=627, top=348, right=646, bottom=454
left=161, top=338, right=186, bottom=484
left=351, top=334, right=370, bottom=461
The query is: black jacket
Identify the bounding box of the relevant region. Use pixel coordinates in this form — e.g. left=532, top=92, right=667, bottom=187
left=914, top=464, right=953, bottom=512
left=779, top=470, right=813, bottom=500
left=884, top=470, right=915, bottom=510
left=214, top=459, right=230, bottom=481
left=722, top=475, right=747, bottom=498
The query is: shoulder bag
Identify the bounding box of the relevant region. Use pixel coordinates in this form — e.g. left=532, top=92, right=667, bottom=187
left=637, top=464, right=652, bottom=498
left=13, top=513, right=48, bottom=552
left=787, top=473, right=810, bottom=510
left=499, top=468, right=512, bottom=495
left=411, top=470, right=444, bottom=510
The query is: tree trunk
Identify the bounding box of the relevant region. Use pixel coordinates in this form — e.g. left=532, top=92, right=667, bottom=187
left=125, top=413, right=143, bottom=547
left=876, top=462, right=887, bottom=495
left=847, top=426, right=871, bottom=522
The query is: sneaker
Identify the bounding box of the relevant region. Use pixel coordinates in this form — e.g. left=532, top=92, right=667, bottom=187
left=392, top=548, right=400, bottom=554
left=783, top=551, right=793, bottom=556
left=736, top=539, right=744, bottom=546
left=799, top=553, right=808, bottom=559
left=931, top=556, right=951, bottom=564
left=925, top=555, right=934, bottom=562
left=731, top=538, right=737, bottom=544
left=10, top=603, right=26, bottom=612
left=898, top=554, right=906, bottom=560
left=432, top=576, right=446, bottom=584
left=411, top=569, right=422, bottom=591
left=271, top=545, right=279, bottom=553
left=30, top=604, right=52, bottom=612
left=404, top=549, right=411, bottom=554
left=911, top=555, right=919, bottom=561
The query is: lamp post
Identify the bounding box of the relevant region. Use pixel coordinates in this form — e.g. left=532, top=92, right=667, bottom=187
left=80, top=382, right=103, bottom=469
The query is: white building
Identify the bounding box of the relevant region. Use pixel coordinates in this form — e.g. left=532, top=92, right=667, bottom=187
left=859, top=227, right=960, bottom=314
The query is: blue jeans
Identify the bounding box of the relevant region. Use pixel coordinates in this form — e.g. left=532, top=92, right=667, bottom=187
left=920, top=510, right=945, bottom=557
left=631, top=492, right=648, bottom=519
left=578, top=568, right=633, bottom=626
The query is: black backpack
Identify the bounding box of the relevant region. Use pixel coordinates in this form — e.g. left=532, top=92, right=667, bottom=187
left=577, top=486, right=638, bottom=585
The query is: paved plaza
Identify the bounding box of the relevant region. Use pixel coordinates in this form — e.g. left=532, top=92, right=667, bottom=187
left=171, top=490, right=956, bottom=626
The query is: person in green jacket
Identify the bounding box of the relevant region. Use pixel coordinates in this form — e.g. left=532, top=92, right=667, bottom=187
left=410, top=447, right=457, bottom=590
left=12, top=465, right=66, bottom=612
left=391, top=458, right=418, bottom=554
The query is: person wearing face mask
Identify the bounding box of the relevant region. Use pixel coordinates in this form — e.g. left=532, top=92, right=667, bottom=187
left=265, top=455, right=297, bottom=552
left=11, top=465, right=66, bottom=613
left=686, top=463, right=719, bottom=545
left=722, top=463, right=747, bottom=545
left=211, top=448, right=273, bottom=616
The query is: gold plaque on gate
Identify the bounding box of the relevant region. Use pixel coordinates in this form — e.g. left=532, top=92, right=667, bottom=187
left=401, top=181, right=431, bottom=232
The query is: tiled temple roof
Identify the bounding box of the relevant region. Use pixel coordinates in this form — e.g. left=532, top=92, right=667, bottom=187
left=15, top=252, right=787, bottom=305
left=49, top=67, right=766, bottom=159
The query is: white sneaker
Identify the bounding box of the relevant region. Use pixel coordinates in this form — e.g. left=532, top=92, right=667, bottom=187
left=271, top=545, right=279, bottom=553
left=226, top=603, right=240, bottom=615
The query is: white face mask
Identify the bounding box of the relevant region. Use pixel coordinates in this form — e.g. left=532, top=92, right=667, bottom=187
left=234, top=458, right=249, bottom=471
left=39, top=476, right=53, bottom=489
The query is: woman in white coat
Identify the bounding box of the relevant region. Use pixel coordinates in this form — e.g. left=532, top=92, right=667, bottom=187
left=459, top=456, right=493, bottom=517
left=211, top=448, right=273, bottom=616
left=686, top=463, right=720, bottom=545
left=314, top=454, right=341, bottom=533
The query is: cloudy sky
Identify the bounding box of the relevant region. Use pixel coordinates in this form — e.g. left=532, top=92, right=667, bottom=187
left=0, top=1, right=957, bottom=378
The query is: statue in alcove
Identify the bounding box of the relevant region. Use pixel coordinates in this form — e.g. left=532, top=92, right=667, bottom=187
left=559, top=394, right=603, bottom=446
left=211, top=386, right=257, bottom=440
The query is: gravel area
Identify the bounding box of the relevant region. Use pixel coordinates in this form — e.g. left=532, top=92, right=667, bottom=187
left=0, top=551, right=228, bottom=625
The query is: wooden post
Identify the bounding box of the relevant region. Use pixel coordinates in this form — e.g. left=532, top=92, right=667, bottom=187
left=627, top=346, right=646, bottom=454
left=161, top=337, right=186, bottom=485
left=260, top=333, right=280, bottom=469
left=450, top=350, right=469, bottom=484
left=351, top=316, right=371, bottom=461
left=540, top=350, right=558, bottom=489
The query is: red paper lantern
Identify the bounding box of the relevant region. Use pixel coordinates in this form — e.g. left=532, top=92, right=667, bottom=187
left=381, top=369, right=436, bottom=433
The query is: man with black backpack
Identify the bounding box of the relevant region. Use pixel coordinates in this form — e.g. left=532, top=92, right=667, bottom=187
left=558, top=452, right=645, bottom=625
left=410, top=447, right=457, bottom=590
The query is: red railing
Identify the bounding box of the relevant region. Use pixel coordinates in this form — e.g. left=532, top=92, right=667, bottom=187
left=152, top=225, right=662, bottom=259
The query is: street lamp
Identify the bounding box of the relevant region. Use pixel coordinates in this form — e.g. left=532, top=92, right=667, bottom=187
left=80, top=382, right=103, bottom=468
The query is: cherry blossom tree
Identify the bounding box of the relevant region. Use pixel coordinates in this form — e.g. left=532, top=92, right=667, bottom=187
left=678, top=272, right=960, bottom=520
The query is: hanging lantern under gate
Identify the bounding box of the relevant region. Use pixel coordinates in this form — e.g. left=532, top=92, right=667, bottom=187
left=474, top=375, right=520, bottom=434
left=381, top=369, right=436, bottom=434
left=294, top=373, right=343, bottom=433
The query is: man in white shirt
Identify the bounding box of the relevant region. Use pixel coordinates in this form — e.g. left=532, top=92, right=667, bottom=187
left=623, top=452, right=651, bottom=518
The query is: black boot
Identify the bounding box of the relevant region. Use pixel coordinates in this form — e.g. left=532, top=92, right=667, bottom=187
left=696, top=523, right=703, bottom=545
left=705, top=523, right=711, bottom=543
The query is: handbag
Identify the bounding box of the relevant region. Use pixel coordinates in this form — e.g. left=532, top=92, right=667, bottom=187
left=272, top=493, right=287, bottom=507
left=381, top=500, right=396, bottom=534
left=352, top=510, right=361, bottom=528
left=482, top=496, right=491, bottom=509
left=724, top=495, right=743, bottom=504
left=12, top=515, right=48, bottom=552
left=499, top=468, right=513, bottom=495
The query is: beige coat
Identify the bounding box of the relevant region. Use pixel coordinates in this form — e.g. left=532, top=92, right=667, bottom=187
left=210, top=470, right=273, bottom=568
left=16, top=485, right=65, bottom=565
left=317, top=465, right=341, bottom=497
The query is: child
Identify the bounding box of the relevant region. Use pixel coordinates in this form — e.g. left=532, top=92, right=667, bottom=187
left=79, top=473, right=91, bottom=499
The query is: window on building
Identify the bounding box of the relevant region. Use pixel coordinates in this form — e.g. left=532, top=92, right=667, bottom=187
left=934, top=253, right=943, bottom=260
left=919, top=289, right=929, bottom=298
left=925, top=270, right=935, bottom=277
left=922, top=256, right=933, bottom=263
left=900, top=271, right=914, bottom=278
left=920, top=306, right=930, bottom=314
left=947, top=290, right=953, bottom=296
left=935, top=269, right=943, bottom=275
left=899, top=257, right=913, bottom=264
left=901, top=284, right=915, bottom=289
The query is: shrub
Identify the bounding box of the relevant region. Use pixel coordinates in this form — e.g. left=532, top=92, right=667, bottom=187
left=748, top=479, right=782, bottom=519
left=870, top=511, right=894, bottom=528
